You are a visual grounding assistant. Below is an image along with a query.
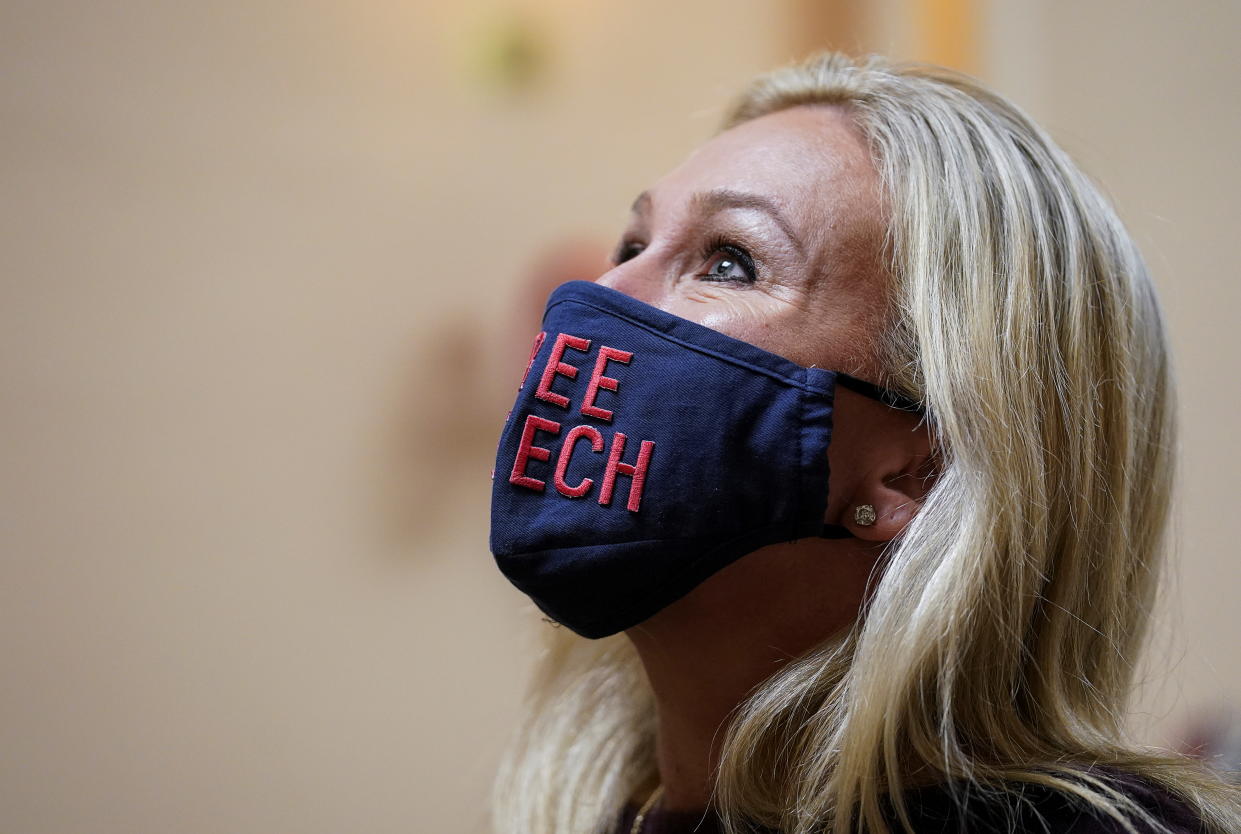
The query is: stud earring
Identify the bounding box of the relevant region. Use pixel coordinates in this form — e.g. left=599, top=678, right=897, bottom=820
left=853, top=504, right=877, bottom=527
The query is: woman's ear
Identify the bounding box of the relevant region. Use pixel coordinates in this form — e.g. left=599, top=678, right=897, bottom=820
left=845, top=435, right=937, bottom=543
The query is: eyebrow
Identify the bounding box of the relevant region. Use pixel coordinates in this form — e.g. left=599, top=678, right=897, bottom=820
left=629, top=188, right=807, bottom=258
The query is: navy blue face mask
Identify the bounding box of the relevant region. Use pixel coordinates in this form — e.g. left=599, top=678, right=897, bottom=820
left=490, top=280, right=921, bottom=639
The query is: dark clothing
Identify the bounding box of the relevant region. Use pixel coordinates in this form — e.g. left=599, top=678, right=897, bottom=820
left=611, top=774, right=1205, bottom=833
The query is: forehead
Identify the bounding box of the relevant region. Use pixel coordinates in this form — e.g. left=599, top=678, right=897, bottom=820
left=649, top=105, right=882, bottom=242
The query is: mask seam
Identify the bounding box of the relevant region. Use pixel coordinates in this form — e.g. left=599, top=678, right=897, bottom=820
left=798, top=377, right=808, bottom=517
left=492, top=534, right=678, bottom=558
left=797, top=371, right=833, bottom=531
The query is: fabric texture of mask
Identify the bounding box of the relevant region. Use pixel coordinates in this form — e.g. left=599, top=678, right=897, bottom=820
left=490, top=280, right=913, bottom=639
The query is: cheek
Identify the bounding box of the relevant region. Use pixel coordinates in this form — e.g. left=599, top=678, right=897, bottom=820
left=662, top=282, right=881, bottom=375
left=667, top=287, right=817, bottom=363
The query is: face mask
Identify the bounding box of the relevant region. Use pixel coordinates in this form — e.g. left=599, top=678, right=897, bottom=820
left=490, top=280, right=921, bottom=639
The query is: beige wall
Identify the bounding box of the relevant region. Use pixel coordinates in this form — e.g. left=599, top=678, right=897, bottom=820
left=1, top=2, right=1237, bottom=832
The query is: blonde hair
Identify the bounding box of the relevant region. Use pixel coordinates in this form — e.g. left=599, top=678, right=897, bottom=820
left=492, top=52, right=1241, bottom=834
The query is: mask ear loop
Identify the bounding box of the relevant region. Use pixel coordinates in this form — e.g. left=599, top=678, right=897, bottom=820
left=834, top=373, right=925, bottom=414
left=820, top=373, right=926, bottom=539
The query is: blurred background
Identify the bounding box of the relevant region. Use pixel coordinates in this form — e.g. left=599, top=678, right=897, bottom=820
left=2, top=1, right=1238, bottom=831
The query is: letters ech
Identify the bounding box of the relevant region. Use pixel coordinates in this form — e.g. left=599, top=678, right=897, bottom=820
left=507, top=331, right=656, bottom=513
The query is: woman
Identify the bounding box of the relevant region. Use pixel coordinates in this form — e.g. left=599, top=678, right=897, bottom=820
left=487, top=52, right=1241, bottom=833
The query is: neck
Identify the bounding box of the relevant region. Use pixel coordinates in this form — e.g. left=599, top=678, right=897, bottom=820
left=629, top=625, right=768, bottom=810
left=622, top=538, right=877, bottom=811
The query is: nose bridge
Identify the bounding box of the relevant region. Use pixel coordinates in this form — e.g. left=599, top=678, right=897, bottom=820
left=595, top=252, right=667, bottom=306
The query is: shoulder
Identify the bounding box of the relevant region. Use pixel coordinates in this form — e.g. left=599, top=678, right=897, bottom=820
left=897, top=771, right=1207, bottom=834
left=609, top=772, right=1211, bottom=834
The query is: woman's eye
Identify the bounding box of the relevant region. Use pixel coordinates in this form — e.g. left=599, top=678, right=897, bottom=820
left=697, top=244, right=756, bottom=284
left=612, top=241, right=645, bottom=265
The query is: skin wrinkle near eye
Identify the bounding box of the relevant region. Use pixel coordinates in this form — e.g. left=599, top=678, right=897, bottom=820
left=694, top=289, right=792, bottom=334
left=631, top=187, right=806, bottom=261
left=689, top=189, right=808, bottom=259
left=685, top=287, right=723, bottom=305
left=616, top=221, right=803, bottom=305
left=626, top=188, right=807, bottom=275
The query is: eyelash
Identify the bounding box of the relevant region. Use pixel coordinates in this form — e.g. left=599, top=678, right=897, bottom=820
left=610, top=235, right=758, bottom=284
left=698, top=234, right=757, bottom=284
left=612, top=240, right=644, bottom=265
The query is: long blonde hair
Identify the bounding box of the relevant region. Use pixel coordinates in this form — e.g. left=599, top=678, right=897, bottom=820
left=492, top=52, right=1241, bottom=834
